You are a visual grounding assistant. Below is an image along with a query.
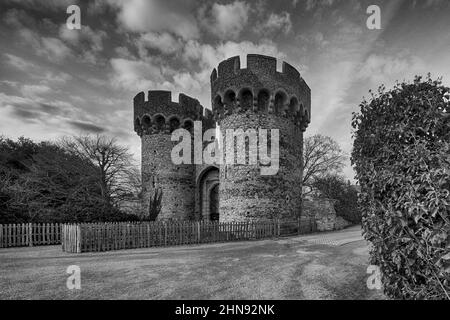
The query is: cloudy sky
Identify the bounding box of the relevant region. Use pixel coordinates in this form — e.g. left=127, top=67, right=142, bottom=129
left=0, top=0, right=449, bottom=181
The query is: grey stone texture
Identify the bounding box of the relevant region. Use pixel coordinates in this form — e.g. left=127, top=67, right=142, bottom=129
left=134, top=91, right=216, bottom=220
left=217, top=113, right=304, bottom=222
left=134, top=54, right=312, bottom=222
left=211, top=55, right=310, bottom=222
left=302, top=198, right=351, bottom=231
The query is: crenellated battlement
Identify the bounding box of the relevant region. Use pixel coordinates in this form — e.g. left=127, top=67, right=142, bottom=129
left=210, top=54, right=302, bottom=83
left=210, top=54, right=311, bottom=131
left=134, top=90, right=215, bottom=136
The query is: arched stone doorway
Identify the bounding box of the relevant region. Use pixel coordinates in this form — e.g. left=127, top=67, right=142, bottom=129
left=198, top=166, right=219, bottom=221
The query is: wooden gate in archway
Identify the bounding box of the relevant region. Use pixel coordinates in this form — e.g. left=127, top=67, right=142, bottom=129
left=209, top=184, right=219, bottom=221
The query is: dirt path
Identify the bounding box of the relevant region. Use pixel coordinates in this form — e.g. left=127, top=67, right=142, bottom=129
left=0, top=225, right=385, bottom=300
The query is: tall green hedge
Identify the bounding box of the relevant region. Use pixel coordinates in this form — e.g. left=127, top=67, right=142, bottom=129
left=351, top=76, right=450, bottom=299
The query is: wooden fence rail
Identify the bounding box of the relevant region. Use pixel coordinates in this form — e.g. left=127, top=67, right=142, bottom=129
left=62, top=218, right=317, bottom=253
left=0, top=223, right=61, bottom=248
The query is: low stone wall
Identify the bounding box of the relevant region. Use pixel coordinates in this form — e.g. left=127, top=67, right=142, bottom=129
left=302, top=198, right=351, bottom=232
left=335, top=216, right=351, bottom=230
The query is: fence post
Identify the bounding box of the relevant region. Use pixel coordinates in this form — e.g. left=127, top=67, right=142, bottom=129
left=27, top=223, right=33, bottom=247
left=61, top=224, right=65, bottom=251
left=277, top=219, right=280, bottom=237
left=76, top=224, right=81, bottom=253
left=298, top=216, right=300, bottom=235
left=197, top=221, right=200, bottom=243
left=164, top=223, right=167, bottom=246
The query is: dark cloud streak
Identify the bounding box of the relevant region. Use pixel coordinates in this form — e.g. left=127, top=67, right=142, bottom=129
left=67, top=120, right=105, bottom=133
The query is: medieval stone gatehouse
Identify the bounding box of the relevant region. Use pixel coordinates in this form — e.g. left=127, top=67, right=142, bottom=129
left=133, top=54, right=311, bottom=222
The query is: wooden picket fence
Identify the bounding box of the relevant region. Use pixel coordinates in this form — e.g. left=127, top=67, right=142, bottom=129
left=0, top=223, right=61, bottom=248
left=62, top=218, right=317, bottom=253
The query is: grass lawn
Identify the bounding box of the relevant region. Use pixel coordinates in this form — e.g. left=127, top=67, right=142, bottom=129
left=0, top=226, right=385, bottom=300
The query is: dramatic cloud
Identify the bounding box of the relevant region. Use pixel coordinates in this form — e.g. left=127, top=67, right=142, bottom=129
left=356, top=52, right=427, bottom=85
left=112, top=0, right=200, bottom=40
left=4, top=53, right=35, bottom=71
left=182, top=40, right=285, bottom=71
left=110, top=58, right=168, bottom=91
left=305, top=0, right=336, bottom=11
left=59, top=24, right=108, bottom=64
left=138, top=32, right=183, bottom=55
left=4, top=53, right=73, bottom=85
left=0, top=92, right=75, bottom=121
left=199, top=1, right=250, bottom=39
left=68, top=120, right=105, bottom=133
left=3, top=0, right=75, bottom=11
left=59, top=24, right=107, bottom=52
left=413, top=0, right=448, bottom=8
left=38, top=37, right=72, bottom=61
left=254, top=11, right=292, bottom=35
left=21, top=84, right=52, bottom=98
left=19, top=29, right=71, bottom=62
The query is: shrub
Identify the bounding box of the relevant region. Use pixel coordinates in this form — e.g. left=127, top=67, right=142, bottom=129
left=312, top=175, right=361, bottom=224
left=351, top=76, right=450, bottom=299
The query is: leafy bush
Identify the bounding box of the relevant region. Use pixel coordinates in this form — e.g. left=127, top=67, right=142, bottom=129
left=313, top=175, right=361, bottom=224
left=351, top=76, right=450, bottom=299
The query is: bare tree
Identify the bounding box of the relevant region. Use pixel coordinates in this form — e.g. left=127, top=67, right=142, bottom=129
left=60, top=135, right=138, bottom=209
left=303, top=134, right=347, bottom=193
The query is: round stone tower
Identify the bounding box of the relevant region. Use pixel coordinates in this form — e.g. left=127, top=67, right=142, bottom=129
left=133, top=90, right=213, bottom=220
left=210, top=54, right=311, bottom=222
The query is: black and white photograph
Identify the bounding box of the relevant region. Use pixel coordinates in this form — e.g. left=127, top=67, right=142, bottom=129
left=0, top=0, right=449, bottom=310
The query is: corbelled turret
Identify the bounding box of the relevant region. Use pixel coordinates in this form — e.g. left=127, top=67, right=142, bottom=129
left=210, top=54, right=310, bottom=131
left=210, top=54, right=310, bottom=222
left=133, top=90, right=214, bottom=136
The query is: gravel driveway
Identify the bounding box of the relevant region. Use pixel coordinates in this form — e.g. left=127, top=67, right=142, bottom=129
left=0, top=225, right=385, bottom=300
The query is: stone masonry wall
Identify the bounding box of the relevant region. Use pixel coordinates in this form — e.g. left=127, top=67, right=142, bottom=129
left=141, top=132, right=195, bottom=221
left=218, top=113, right=303, bottom=222
left=211, top=54, right=309, bottom=222
left=302, top=198, right=351, bottom=231
left=135, top=90, right=215, bottom=221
